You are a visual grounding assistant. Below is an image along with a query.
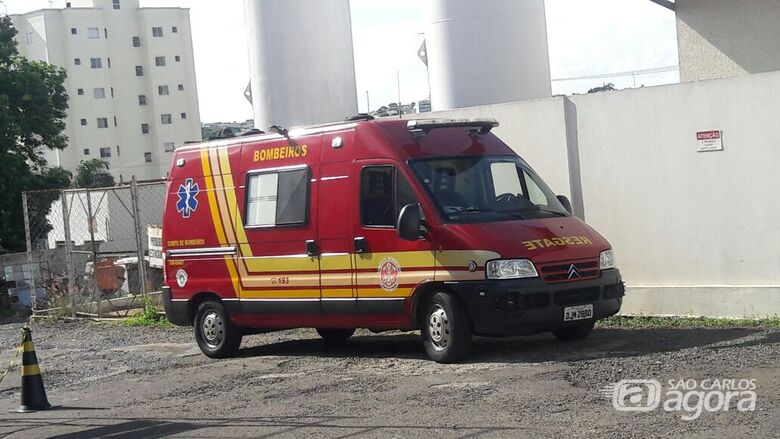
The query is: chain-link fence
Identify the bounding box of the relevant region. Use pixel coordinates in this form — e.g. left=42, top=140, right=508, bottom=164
left=5, top=179, right=167, bottom=317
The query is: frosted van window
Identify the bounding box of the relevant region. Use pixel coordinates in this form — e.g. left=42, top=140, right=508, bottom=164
left=246, top=168, right=309, bottom=227
left=247, top=173, right=277, bottom=226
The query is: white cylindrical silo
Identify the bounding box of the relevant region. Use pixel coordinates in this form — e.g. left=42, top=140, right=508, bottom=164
left=424, top=0, right=552, bottom=111
left=243, top=0, right=358, bottom=129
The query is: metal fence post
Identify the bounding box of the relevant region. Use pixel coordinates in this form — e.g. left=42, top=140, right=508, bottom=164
left=131, top=177, right=149, bottom=299
left=85, top=188, right=101, bottom=318
left=21, top=192, right=37, bottom=313
left=61, top=191, right=77, bottom=318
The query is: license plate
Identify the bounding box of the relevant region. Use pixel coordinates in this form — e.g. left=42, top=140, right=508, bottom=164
left=564, top=304, right=593, bottom=321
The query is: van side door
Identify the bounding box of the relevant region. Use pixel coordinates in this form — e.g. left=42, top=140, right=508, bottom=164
left=317, top=131, right=357, bottom=314
left=235, top=138, right=321, bottom=321
left=353, top=162, right=434, bottom=317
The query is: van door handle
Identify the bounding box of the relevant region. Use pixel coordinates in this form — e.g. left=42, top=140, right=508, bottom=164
left=353, top=237, right=368, bottom=254
left=305, top=240, right=319, bottom=257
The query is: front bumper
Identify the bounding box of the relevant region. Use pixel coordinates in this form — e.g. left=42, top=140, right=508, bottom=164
left=448, top=269, right=624, bottom=336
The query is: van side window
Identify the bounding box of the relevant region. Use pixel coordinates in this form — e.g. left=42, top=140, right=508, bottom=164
left=361, top=166, right=418, bottom=227
left=246, top=167, right=309, bottom=227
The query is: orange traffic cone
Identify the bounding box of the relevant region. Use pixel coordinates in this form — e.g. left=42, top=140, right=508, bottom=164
left=17, top=327, right=52, bottom=413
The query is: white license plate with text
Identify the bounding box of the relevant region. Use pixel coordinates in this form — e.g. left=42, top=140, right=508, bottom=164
left=563, top=304, right=593, bottom=321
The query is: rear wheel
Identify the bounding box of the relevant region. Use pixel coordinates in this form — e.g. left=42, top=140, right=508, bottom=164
left=194, top=300, right=242, bottom=358
left=552, top=321, right=595, bottom=341
left=422, top=292, right=472, bottom=363
left=316, top=328, right=356, bottom=344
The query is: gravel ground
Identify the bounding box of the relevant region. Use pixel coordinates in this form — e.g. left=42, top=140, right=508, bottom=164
left=0, top=319, right=777, bottom=438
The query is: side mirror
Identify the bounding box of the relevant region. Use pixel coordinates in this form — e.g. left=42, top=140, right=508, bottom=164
left=556, top=195, right=573, bottom=215
left=397, top=204, right=422, bottom=241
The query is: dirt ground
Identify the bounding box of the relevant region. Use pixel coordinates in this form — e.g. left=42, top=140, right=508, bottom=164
left=0, top=319, right=777, bottom=438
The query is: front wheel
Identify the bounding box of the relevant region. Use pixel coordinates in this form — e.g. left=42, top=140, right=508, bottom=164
left=194, top=300, right=242, bottom=358
left=316, top=328, right=356, bottom=344
left=422, top=292, right=472, bottom=363
left=552, top=321, right=595, bottom=341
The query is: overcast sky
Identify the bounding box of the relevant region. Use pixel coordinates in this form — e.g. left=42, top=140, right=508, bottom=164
left=4, top=0, right=679, bottom=123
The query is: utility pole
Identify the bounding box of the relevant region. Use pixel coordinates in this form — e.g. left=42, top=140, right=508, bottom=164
left=395, top=70, right=403, bottom=111
left=365, top=90, right=370, bottom=113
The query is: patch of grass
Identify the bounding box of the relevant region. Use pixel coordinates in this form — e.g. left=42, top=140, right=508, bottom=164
left=598, top=315, right=780, bottom=329
left=124, top=296, right=172, bottom=328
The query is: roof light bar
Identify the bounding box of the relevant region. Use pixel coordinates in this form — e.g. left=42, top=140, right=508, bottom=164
left=407, top=118, right=499, bottom=138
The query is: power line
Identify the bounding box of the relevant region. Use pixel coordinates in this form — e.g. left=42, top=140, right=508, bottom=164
left=552, top=65, right=680, bottom=82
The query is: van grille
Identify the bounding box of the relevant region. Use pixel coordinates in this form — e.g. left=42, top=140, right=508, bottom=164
left=539, top=260, right=600, bottom=283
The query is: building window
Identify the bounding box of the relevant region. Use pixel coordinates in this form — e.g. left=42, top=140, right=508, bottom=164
left=113, top=0, right=120, bottom=9
left=172, top=26, right=178, bottom=33
left=88, top=28, right=100, bottom=39
left=177, top=84, right=184, bottom=91
left=80, top=119, right=87, bottom=126
left=100, top=147, right=111, bottom=158
left=94, top=88, right=105, bottom=99
left=110, top=87, right=114, bottom=97
left=163, top=142, right=175, bottom=152
left=138, top=95, right=147, bottom=105
left=74, top=58, right=81, bottom=66
left=132, top=36, right=140, bottom=47
left=152, top=27, right=163, bottom=37
left=158, top=85, right=169, bottom=96
left=155, top=56, right=166, bottom=67
left=107, top=57, right=111, bottom=68
left=175, top=55, right=181, bottom=62
left=141, top=123, right=150, bottom=134
left=26, top=32, right=33, bottom=44
left=246, top=168, right=310, bottom=227
left=104, top=28, right=108, bottom=39
left=90, top=58, right=102, bottom=69
left=97, top=118, right=109, bottom=128
left=144, top=152, right=152, bottom=163
left=135, top=66, right=143, bottom=76
left=113, top=116, right=117, bottom=127
left=71, top=28, right=77, bottom=35
left=84, top=148, right=90, bottom=155
left=180, top=112, right=187, bottom=119
left=161, top=114, right=172, bottom=124
left=116, top=145, right=121, bottom=156
left=77, top=88, right=84, bottom=96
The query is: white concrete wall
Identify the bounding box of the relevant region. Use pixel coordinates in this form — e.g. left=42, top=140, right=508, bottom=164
left=419, top=71, right=780, bottom=318
left=11, top=0, right=202, bottom=181
left=676, top=0, right=780, bottom=82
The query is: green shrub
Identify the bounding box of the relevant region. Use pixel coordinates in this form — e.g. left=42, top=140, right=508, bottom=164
left=124, top=295, right=172, bottom=328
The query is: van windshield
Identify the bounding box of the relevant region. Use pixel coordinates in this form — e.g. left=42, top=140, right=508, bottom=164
left=409, top=156, right=569, bottom=223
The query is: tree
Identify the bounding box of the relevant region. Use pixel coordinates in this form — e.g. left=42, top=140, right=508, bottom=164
left=0, top=16, right=71, bottom=252
left=74, top=159, right=116, bottom=188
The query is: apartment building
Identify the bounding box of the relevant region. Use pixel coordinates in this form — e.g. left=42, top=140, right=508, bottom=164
left=11, top=0, right=202, bottom=181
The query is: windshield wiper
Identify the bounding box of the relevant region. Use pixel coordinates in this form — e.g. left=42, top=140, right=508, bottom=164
left=447, top=207, right=493, bottom=216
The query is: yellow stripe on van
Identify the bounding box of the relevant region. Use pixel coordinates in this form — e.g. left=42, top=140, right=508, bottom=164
left=201, top=148, right=241, bottom=296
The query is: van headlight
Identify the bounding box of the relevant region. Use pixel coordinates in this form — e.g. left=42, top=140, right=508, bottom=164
left=486, top=259, right=538, bottom=280
left=600, top=250, right=616, bottom=270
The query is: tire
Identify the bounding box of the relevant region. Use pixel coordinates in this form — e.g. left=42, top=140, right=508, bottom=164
left=316, top=328, right=356, bottom=344
left=194, top=300, right=242, bottom=358
left=552, top=321, right=595, bottom=341
left=421, top=292, right=472, bottom=363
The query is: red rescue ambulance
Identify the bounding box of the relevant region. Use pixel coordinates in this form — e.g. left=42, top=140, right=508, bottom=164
left=162, top=117, right=624, bottom=363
